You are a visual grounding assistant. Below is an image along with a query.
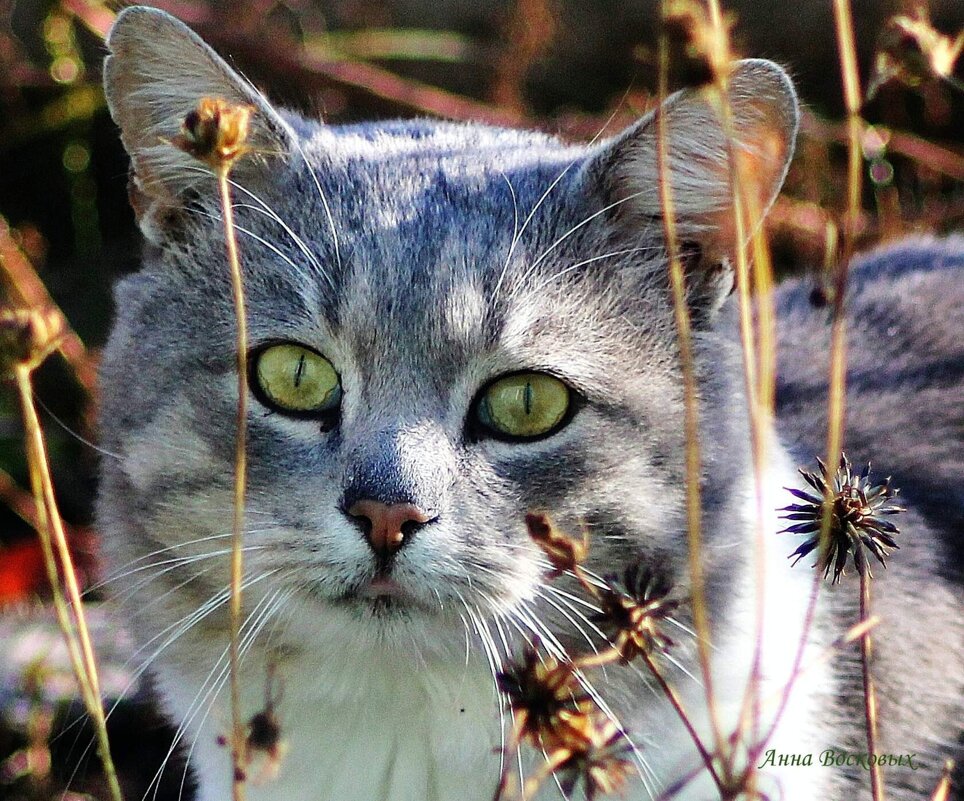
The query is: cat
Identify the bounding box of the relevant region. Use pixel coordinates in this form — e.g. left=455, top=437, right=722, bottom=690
left=97, top=6, right=963, bottom=801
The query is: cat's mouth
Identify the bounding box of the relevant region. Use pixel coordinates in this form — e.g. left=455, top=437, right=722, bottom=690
left=334, top=575, right=434, bottom=615
left=359, top=576, right=410, bottom=601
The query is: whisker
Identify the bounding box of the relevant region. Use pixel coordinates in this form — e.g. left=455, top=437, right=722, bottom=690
left=144, top=583, right=280, bottom=801
left=177, top=587, right=290, bottom=801
left=288, top=136, right=343, bottom=277
left=58, top=572, right=279, bottom=799
left=34, top=392, right=123, bottom=460
left=91, top=541, right=267, bottom=597
left=492, top=100, right=631, bottom=299
left=525, top=190, right=646, bottom=276
left=526, top=245, right=664, bottom=297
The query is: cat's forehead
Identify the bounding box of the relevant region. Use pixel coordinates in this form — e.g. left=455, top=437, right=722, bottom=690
left=292, top=119, right=593, bottom=248
left=260, top=121, right=630, bottom=359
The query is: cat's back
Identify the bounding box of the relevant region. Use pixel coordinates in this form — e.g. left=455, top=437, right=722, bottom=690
left=775, top=236, right=964, bottom=799
left=776, top=235, right=964, bottom=552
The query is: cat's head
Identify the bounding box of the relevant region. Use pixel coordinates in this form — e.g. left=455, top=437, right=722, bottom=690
left=98, top=7, right=797, bottom=657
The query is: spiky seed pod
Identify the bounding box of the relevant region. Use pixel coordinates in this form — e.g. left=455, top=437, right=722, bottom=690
left=780, top=453, right=904, bottom=583
left=0, top=307, right=63, bottom=376
left=526, top=513, right=588, bottom=579
left=173, top=97, right=253, bottom=169
left=547, top=707, right=635, bottom=801
left=496, top=643, right=587, bottom=745
left=591, top=564, right=679, bottom=663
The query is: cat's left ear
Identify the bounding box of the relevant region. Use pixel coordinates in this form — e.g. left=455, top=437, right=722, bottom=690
left=586, top=59, right=798, bottom=316
left=104, top=6, right=294, bottom=242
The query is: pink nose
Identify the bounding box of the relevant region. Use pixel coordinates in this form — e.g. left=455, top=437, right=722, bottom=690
left=347, top=500, right=433, bottom=556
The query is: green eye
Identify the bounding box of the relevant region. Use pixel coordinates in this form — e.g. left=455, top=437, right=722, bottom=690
left=253, top=343, right=341, bottom=415
left=476, top=372, right=571, bottom=439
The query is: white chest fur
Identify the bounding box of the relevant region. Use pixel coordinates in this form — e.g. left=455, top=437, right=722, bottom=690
left=156, top=644, right=506, bottom=801
left=152, top=446, right=835, bottom=801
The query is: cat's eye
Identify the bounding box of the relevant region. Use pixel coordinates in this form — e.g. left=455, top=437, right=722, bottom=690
left=475, top=372, right=572, bottom=440
left=252, top=343, right=341, bottom=416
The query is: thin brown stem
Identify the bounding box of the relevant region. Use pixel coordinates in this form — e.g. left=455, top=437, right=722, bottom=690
left=14, top=364, right=124, bottom=801
left=640, top=651, right=723, bottom=791
left=859, top=568, right=884, bottom=801
left=217, top=165, right=249, bottom=801
left=0, top=219, right=98, bottom=396
left=703, top=1, right=774, bottom=761
left=656, top=7, right=725, bottom=766
left=492, top=715, right=526, bottom=801
left=929, top=760, right=955, bottom=801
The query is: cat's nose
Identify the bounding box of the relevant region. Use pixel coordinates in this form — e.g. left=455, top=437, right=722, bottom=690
left=346, top=499, right=435, bottom=557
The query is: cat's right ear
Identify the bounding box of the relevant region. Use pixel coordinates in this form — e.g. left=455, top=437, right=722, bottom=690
left=104, top=6, right=293, bottom=243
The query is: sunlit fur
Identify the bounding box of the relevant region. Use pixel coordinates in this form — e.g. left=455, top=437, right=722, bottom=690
left=99, top=8, right=963, bottom=801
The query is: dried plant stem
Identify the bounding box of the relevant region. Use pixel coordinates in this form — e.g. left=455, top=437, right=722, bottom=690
left=499, top=747, right=570, bottom=801
left=859, top=569, right=884, bottom=801
left=830, top=7, right=881, bottom=800
left=656, top=8, right=725, bottom=765
left=639, top=651, right=722, bottom=790
left=14, top=364, right=124, bottom=801
left=929, top=760, right=955, bottom=801
left=755, top=575, right=821, bottom=749
left=492, top=719, right=524, bottom=801
left=217, top=165, right=249, bottom=801
left=0, top=220, right=98, bottom=395
left=702, top=2, right=776, bottom=760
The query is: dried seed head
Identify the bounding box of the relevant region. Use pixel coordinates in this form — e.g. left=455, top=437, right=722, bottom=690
left=173, top=97, right=253, bottom=169
left=526, top=513, right=588, bottom=579
left=242, top=707, right=286, bottom=784
left=240, top=662, right=287, bottom=784
left=780, top=453, right=904, bottom=583
left=0, top=308, right=63, bottom=376
left=591, top=564, right=679, bottom=663
left=497, top=643, right=587, bottom=745
left=547, top=706, right=635, bottom=801
left=868, top=10, right=964, bottom=99
left=662, top=0, right=731, bottom=87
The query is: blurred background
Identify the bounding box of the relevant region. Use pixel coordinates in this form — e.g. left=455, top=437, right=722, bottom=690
left=0, top=1, right=961, bottom=799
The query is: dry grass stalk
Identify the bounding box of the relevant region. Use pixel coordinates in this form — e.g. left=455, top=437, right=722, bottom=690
left=0, top=307, right=124, bottom=801
left=173, top=96, right=254, bottom=801
left=929, top=760, right=955, bottom=801
left=700, top=0, right=777, bottom=765
left=655, top=0, right=727, bottom=773
left=0, top=216, right=98, bottom=396
left=830, top=3, right=884, bottom=800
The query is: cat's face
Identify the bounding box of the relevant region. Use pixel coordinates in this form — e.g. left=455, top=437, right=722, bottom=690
left=98, top=8, right=797, bottom=659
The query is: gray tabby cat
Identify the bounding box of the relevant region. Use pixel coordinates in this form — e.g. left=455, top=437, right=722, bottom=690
left=98, top=6, right=963, bottom=801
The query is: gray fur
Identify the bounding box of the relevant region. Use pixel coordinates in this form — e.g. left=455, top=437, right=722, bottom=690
left=776, top=237, right=964, bottom=798
left=98, top=7, right=962, bottom=800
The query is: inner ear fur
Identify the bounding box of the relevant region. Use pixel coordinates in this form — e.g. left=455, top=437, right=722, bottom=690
left=103, top=6, right=293, bottom=238
left=588, top=59, right=799, bottom=301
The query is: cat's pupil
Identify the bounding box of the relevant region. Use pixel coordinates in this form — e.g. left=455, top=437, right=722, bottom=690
left=475, top=372, right=571, bottom=440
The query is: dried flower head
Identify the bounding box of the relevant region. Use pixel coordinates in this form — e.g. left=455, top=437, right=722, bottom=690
left=173, top=97, right=253, bottom=169
left=241, top=707, right=286, bottom=784
left=780, top=454, right=904, bottom=583
left=662, top=0, right=735, bottom=87
left=547, top=707, right=635, bottom=801
left=591, top=564, right=679, bottom=663
left=526, top=513, right=588, bottom=579
left=242, top=663, right=287, bottom=784
left=868, top=9, right=964, bottom=99
left=497, top=643, right=587, bottom=744
left=0, top=307, right=63, bottom=376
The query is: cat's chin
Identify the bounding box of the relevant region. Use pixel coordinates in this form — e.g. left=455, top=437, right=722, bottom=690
left=325, top=575, right=442, bottom=620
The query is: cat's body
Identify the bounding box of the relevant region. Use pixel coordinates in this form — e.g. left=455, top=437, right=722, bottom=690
left=98, top=7, right=962, bottom=800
